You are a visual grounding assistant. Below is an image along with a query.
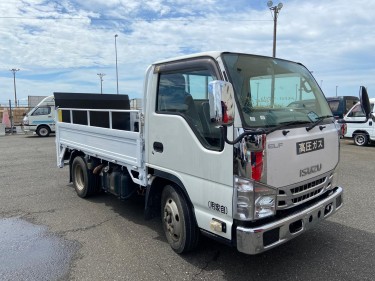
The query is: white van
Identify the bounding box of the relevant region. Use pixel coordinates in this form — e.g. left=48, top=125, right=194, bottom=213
left=22, top=95, right=55, bottom=137
left=343, top=98, right=375, bottom=146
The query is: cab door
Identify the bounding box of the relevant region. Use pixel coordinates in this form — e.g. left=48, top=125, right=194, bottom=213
left=146, top=58, right=234, bottom=240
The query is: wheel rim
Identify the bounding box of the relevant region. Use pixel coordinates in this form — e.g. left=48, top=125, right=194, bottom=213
left=355, top=135, right=366, bottom=145
left=39, top=127, right=48, bottom=136
left=163, top=198, right=182, bottom=242
left=74, top=164, right=85, bottom=191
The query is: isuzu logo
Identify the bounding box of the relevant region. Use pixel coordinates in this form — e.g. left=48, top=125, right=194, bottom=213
left=300, top=164, right=322, bottom=177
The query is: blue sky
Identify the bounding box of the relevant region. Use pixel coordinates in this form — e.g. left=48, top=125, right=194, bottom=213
left=0, top=0, right=374, bottom=106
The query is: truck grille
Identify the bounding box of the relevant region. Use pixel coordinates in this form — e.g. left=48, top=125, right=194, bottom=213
left=290, top=177, right=326, bottom=194
left=277, top=172, right=333, bottom=210
left=291, top=187, right=323, bottom=203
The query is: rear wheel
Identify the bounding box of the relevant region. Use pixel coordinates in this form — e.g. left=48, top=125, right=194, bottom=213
left=161, top=185, right=199, bottom=254
left=354, top=133, right=368, bottom=146
left=36, top=125, right=50, bottom=137
left=72, top=156, right=98, bottom=198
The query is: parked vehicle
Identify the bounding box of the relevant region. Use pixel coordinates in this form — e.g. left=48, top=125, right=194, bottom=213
left=326, top=96, right=359, bottom=119
left=343, top=98, right=375, bottom=146
left=55, top=51, right=349, bottom=255
left=22, top=95, right=55, bottom=137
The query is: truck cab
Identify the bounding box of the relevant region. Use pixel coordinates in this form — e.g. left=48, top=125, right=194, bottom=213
left=22, top=95, right=55, bottom=137
left=144, top=52, right=342, bottom=254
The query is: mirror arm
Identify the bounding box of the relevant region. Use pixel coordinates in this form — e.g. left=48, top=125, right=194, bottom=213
left=220, top=126, right=265, bottom=145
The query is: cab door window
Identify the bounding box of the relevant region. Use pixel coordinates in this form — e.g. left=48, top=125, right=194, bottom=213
left=32, top=106, right=51, bottom=116
left=156, top=68, right=222, bottom=150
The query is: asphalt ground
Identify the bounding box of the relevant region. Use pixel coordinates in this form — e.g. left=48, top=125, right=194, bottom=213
left=0, top=134, right=374, bottom=281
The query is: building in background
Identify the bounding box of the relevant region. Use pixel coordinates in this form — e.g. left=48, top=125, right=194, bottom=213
left=28, top=96, right=48, bottom=108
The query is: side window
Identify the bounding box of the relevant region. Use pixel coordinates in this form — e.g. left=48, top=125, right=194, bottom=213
left=156, top=68, right=221, bottom=150
left=186, top=74, right=213, bottom=99
left=157, top=70, right=213, bottom=112
left=32, top=106, right=51, bottom=116
left=345, top=100, right=357, bottom=114
left=328, top=101, right=340, bottom=112
left=349, top=104, right=365, bottom=117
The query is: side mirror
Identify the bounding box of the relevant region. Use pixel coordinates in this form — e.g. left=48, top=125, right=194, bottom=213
left=208, top=80, right=235, bottom=126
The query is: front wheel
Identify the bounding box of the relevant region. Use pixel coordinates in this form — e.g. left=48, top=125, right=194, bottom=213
left=161, top=185, right=199, bottom=254
left=36, top=125, right=50, bottom=137
left=354, top=133, right=368, bottom=146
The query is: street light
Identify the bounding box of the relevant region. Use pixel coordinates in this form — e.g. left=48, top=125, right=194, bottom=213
left=267, top=1, right=283, bottom=58
left=114, top=34, right=119, bottom=95
left=10, top=68, right=20, bottom=107
left=97, top=73, right=105, bottom=94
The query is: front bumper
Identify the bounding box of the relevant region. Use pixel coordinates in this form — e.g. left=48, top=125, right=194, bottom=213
left=21, top=125, right=35, bottom=134
left=236, top=186, right=343, bottom=255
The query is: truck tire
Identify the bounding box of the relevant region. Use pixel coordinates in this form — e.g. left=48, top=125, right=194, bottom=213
left=161, top=184, right=199, bottom=254
left=36, top=125, right=50, bottom=137
left=354, top=133, right=368, bottom=146
left=72, top=156, right=97, bottom=198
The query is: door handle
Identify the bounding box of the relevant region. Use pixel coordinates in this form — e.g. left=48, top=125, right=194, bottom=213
left=153, top=142, right=164, bottom=153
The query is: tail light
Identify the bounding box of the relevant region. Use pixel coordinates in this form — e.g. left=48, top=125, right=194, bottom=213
left=341, top=123, right=347, bottom=136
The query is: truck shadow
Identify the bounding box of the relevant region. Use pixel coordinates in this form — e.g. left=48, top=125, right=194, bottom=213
left=183, top=222, right=375, bottom=280
left=86, top=192, right=375, bottom=281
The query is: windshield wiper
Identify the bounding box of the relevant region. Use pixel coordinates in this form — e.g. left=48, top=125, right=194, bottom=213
left=266, top=120, right=311, bottom=135
left=306, top=115, right=333, bottom=131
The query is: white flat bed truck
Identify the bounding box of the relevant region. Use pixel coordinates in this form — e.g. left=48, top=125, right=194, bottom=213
left=55, top=51, right=344, bottom=255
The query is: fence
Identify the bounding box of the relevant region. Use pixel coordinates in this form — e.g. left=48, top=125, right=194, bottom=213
left=0, top=107, right=32, bottom=127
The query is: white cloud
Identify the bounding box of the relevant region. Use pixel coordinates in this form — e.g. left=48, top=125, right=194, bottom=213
left=0, top=0, right=375, bottom=106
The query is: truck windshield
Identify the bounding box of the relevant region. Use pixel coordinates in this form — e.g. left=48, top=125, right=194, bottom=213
left=221, top=53, right=332, bottom=129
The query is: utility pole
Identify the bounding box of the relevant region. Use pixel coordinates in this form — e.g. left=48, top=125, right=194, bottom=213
left=97, top=73, right=105, bottom=94
left=114, top=34, right=119, bottom=95
left=10, top=68, right=20, bottom=107
left=267, top=1, right=283, bottom=58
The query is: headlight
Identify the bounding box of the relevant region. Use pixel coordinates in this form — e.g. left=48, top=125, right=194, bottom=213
left=234, top=176, right=277, bottom=221
left=23, top=116, right=29, bottom=125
